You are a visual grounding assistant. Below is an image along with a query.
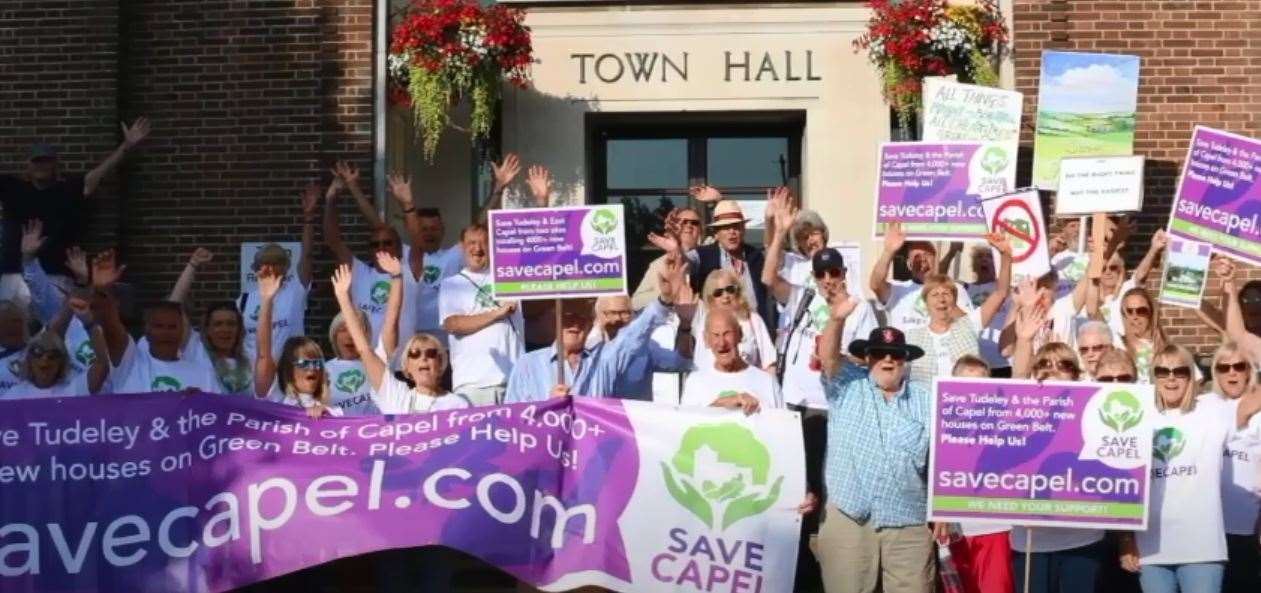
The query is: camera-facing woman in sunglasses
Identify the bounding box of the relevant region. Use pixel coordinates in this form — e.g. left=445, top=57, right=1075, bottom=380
left=332, top=259, right=471, bottom=413
left=3, top=294, right=110, bottom=399
left=253, top=269, right=338, bottom=418
left=1118, top=287, right=1167, bottom=381
left=1119, top=344, right=1260, bottom=593
left=691, top=269, right=775, bottom=373
left=1093, top=348, right=1138, bottom=384
left=1205, top=341, right=1261, bottom=593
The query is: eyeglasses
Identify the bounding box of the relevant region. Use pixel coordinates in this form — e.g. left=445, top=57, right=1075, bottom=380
left=28, top=345, right=64, bottom=360
left=813, top=268, right=844, bottom=280
left=408, top=348, right=441, bottom=360
left=677, top=219, right=701, bottom=228
left=1153, top=366, right=1192, bottom=380
left=1096, top=374, right=1134, bottom=383
left=1034, top=359, right=1078, bottom=374
left=1078, top=344, right=1110, bottom=355
left=1123, top=306, right=1151, bottom=317
left=870, top=350, right=907, bottom=362
left=1214, top=361, right=1250, bottom=374
left=293, top=358, right=324, bottom=370
left=710, top=285, right=740, bottom=298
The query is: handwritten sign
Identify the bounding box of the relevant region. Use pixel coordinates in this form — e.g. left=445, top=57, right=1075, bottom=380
left=922, top=78, right=1023, bottom=145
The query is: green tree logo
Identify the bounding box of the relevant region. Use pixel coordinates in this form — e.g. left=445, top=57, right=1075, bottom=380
left=75, top=341, right=97, bottom=366
left=591, top=208, right=618, bottom=235
left=661, top=423, right=784, bottom=530
left=249, top=305, right=260, bottom=322
left=981, top=146, right=1009, bottom=175
left=336, top=369, right=365, bottom=393
left=1152, top=427, right=1186, bottom=463
left=370, top=280, right=391, bottom=305
left=1099, top=390, right=1144, bottom=433
left=423, top=265, right=441, bottom=284
left=151, top=376, right=183, bottom=392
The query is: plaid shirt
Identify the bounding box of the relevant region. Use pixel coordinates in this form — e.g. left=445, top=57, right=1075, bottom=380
left=822, top=360, right=931, bottom=528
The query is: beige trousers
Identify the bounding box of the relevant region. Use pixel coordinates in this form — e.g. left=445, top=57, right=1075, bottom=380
left=815, top=503, right=935, bottom=593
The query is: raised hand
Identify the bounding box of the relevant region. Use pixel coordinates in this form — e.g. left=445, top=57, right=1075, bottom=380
left=986, top=231, right=1013, bottom=256
left=829, top=294, right=859, bottom=321
left=492, top=153, right=521, bottom=192
left=68, top=294, right=93, bottom=324
left=883, top=222, right=907, bottom=254
left=1150, top=229, right=1168, bottom=252
left=1213, top=256, right=1238, bottom=294
left=20, top=220, right=45, bottom=258
left=332, top=161, right=360, bottom=185
left=301, top=183, right=320, bottom=217
left=550, top=384, right=570, bottom=399
left=257, top=270, right=282, bottom=301
left=1015, top=302, right=1048, bottom=340
left=769, top=187, right=797, bottom=232
left=90, top=250, right=126, bottom=289
left=657, top=253, right=689, bottom=305
left=65, top=247, right=89, bottom=284
left=1015, top=277, right=1039, bottom=310
left=331, top=264, right=353, bottom=300
left=387, top=174, right=413, bottom=208
left=122, top=117, right=151, bottom=148
left=188, top=247, right=213, bottom=268
left=526, top=165, right=552, bottom=207
left=689, top=185, right=722, bottom=204
left=376, top=251, right=402, bottom=276
left=647, top=231, right=680, bottom=254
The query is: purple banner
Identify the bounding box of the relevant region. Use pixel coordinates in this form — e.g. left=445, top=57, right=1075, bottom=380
left=1167, top=126, right=1261, bottom=265
left=489, top=206, right=628, bottom=300
left=873, top=141, right=1015, bottom=240
left=929, top=378, right=1155, bottom=529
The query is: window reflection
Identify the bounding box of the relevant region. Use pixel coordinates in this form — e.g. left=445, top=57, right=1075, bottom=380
left=707, top=137, right=789, bottom=188
left=606, top=139, right=688, bottom=190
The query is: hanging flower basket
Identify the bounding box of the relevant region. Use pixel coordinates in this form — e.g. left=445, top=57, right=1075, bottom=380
left=855, top=0, right=1009, bottom=130
left=389, top=0, right=533, bottom=161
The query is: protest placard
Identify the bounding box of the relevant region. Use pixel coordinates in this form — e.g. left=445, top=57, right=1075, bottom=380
left=980, top=189, right=1052, bottom=283
left=0, top=394, right=804, bottom=593
left=1055, top=155, right=1145, bottom=215
left=874, top=141, right=1016, bottom=240
left=1032, top=51, right=1141, bottom=190
left=239, top=242, right=302, bottom=293
left=1166, top=126, right=1261, bottom=266
left=489, top=205, right=629, bottom=299
left=1158, top=238, right=1213, bottom=309
left=930, top=378, right=1155, bottom=530
left=921, top=77, right=1023, bottom=145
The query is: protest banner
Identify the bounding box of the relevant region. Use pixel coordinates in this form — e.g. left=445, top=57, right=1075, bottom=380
left=1055, top=156, right=1145, bottom=215
left=921, top=77, right=1022, bottom=146
left=1158, top=238, right=1213, bottom=309
left=1032, top=51, right=1141, bottom=190
left=488, top=205, right=629, bottom=299
left=980, top=189, right=1052, bottom=283
left=874, top=141, right=1016, bottom=240
left=0, top=394, right=804, bottom=593
left=239, top=242, right=302, bottom=293
left=929, top=378, right=1155, bottom=530
left=1166, top=126, right=1261, bottom=266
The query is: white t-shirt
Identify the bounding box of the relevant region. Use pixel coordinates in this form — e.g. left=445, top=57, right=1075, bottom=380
left=182, top=335, right=252, bottom=395
left=437, top=267, right=524, bottom=392
left=1217, top=394, right=1261, bottom=535
left=883, top=279, right=974, bottom=330
left=780, top=286, right=879, bottom=409
left=65, top=318, right=98, bottom=376
left=241, top=278, right=309, bottom=362
left=0, top=349, right=24, bottom=394
left=1051, top=251, right=1087, bottom=301
left=681, top=365, right=783, bottom=410
left=966, top=281, right=1011, bottom=369
left=692, top=308, right=776, bottom=372
left=112, top=338, right=220, bottom=395
left=1, top=374, right=93, bottom=399
left=414, top=245, right=465, bottom=334
left=372, top=373, right=472, bottom=414
left=265, top=386, right=346, bottom=417
left=1138, top=395, right=1237, bottom=565
left=1029, top=294, right=1084, bottom=353
left=325, top=358, right=379, bottom=416
left=353, top=250, right=420, bottom=346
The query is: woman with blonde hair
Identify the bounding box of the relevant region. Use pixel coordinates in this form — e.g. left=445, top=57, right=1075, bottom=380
left=1205, top=341, right=1261, bottom=593
left=323, top=307, right=379, bottom=415
left=253, top=270, right=338, bottom=418
left=1116, top=287, right=1167, bottom=381
left=1119, top=345, right=1261, bottom=593
left=3, top=294, right=110, bottom=398
left=692, top=268, right=775, bottom=373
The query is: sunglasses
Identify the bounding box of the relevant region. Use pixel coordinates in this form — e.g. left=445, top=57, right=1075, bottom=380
left=1123, top=306, right=1151, bottom=317
left=676, top=219, right=701, bottom=228
left=710, top=285, right=740, bottom=299
left=1096, top=374, right=1134, bottom=383
left=869, top=350, right=908, bottom=362
left=813, top=268, right=844, bottom=280
left=408, top=348, right=441, bottom=360
left=1034, top=359, right=1078, bottom=374
left=1078, top=344, right=1110, bottom=355
left=293, top=358, right=324, bottom=371
left=28, top=345, right=64, bottom=360
left=1106, top=264, right=1123, bottom=272
left=1153, top=366, right=1192, bottom=380
left=1214, top=361, right=1250, bottom=374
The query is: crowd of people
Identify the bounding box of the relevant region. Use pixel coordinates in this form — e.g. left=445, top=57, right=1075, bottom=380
left=2, top=125, right=1261, bottom=593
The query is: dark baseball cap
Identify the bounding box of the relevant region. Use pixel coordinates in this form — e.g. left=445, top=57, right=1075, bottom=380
left=29, top=143, right=58, bottom=161
left=812, top=247, right=846, bottom=276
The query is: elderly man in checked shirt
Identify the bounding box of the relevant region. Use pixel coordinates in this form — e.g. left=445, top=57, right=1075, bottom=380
left=814, top=290, right=934, bottom=593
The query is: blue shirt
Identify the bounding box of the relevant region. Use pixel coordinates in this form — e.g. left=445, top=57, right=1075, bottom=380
left=613, top=341, right=692, bottom=401
left=505, top=300, right=670, bottom=402
left=822, top=360, right=931, bottom=528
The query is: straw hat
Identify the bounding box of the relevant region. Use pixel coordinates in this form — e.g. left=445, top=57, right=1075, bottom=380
left=708, top=200, right=751, bottom=228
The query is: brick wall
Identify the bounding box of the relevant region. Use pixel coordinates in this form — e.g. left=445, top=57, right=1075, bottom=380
left=1013, top=0, right=1261, bottom=358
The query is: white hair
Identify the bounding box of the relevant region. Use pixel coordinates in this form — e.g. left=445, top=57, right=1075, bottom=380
left=1076, top=320, right=1113, bottom=343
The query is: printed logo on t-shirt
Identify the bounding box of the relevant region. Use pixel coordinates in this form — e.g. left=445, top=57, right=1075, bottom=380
left=474, top=284, right=497, bottom=310
left=370, top=281, right=391, bottom=305
left=249, top=305, right=261, bottom=322
left=1152, top=427, right=1186, bottom=464
left=970, top=289, right=991, bottom=308
left=151, top=376, right=183, bottom=392
left=335, top=369, right=365, bottom=394
left=718, top=389, right=738, bottom=399
left=912, top=288, right=928, bottom=319
left=423, top=265, right=441, bottom=284
left=75, top=341, right=96, bottom=366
